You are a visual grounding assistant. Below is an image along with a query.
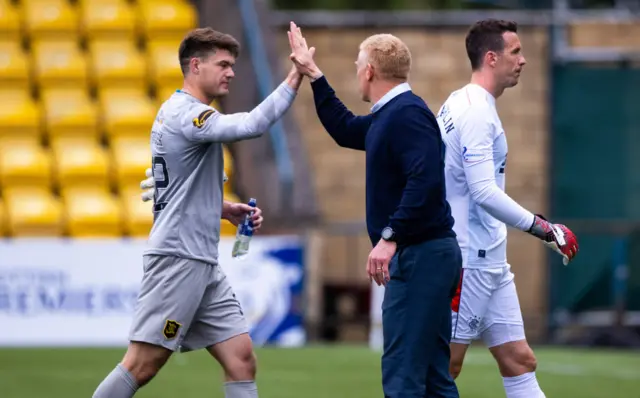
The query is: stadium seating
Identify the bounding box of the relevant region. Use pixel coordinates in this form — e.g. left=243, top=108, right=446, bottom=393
left=0, top=139, right=52, bottom=189
left=221, top=191, right=240, bottom=236
left=0, top=89, right=41, bottom=141
left=40, top=89, right=99, bottom=141
left=22, top=0, right=80, bottom=42
left=3, top=187, right=64, bottom=236
left=137, top=0, right=197, bottom=42
left=32, top=40, right=89, bottom=91
left=147, top=40, right=184, bottom=91
left=80, top=0, right=137, bottom=42
left=99, top=88, right=156, bottom=139
left=110, top=136, right=150, bottom=190
left=0, top=41, right=31, bottom=91
left=120, top=186, right=153, bottom=237
left=0, top=0, right=21, bottom=41
left=0, top=0, right=242, bottom=237
left=61, top=186, right=123, bottom=237
left=51, top=138, right=110, bottom=190
left=89, top=39, right=148, bottom=91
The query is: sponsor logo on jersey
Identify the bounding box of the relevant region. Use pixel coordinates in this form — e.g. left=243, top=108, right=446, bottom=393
left=192, top=109, right=215, bottom=128
left=462, top=146, right=486, bottom=163
left=163, top=319, right=181, bottom=339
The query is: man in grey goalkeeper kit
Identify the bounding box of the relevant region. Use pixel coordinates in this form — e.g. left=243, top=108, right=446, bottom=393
left=92, top=28, right=304, bottom=398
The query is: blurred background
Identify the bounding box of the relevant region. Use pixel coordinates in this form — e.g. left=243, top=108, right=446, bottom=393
left=0, top=0, right=639, bottom=397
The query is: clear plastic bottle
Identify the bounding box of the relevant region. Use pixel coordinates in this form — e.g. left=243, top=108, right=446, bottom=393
left=231, top=198, right=257, bottom=260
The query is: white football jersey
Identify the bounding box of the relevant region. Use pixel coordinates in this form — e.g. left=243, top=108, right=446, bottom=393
left=436, top=84, right=534, bottom=268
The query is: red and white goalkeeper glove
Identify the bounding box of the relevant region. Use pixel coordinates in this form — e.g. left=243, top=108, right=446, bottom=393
left=527, top=214, right=579, bottom=265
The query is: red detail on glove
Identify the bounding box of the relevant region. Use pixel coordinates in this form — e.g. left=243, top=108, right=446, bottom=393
left=555, top=224, right=579, bottom=262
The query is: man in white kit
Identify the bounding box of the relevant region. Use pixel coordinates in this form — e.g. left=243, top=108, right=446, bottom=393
left=436, top=19, right=579, bottom=397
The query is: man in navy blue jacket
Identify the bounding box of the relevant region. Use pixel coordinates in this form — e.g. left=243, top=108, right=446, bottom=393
left=288, top=22, right=462, bottom=398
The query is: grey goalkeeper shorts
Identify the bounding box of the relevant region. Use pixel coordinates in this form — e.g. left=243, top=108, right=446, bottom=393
left=128, top=255, right=249, bottom=352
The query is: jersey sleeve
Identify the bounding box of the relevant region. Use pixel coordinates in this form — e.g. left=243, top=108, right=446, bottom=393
left=181, top=82, right=296, bottom=143
left=459, top=106, right=534, bottom=231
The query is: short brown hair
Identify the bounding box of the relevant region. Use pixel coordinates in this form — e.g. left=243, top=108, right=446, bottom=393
left=465, top=19, right=518, bottom=71
left=360, top=34, right=411, bottom=81
left=178, top=28, right=241, bottom=75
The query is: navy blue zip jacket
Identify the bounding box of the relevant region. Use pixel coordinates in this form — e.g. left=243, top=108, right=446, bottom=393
left=311, top=76, right=455, bottom=247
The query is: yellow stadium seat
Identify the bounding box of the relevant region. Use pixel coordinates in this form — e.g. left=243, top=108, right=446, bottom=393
left=100, top=88, right=156, bottom=139
left=147, top=40, right=183, bottom=90
left=61, top=187, right=123, bottom=237
left=0, top=1, right=21, bottom=41
left=110, top=136, right=150, bottom=190
left=120, top=186, right=153, bottom=237
left=0, top=41, right=31, bottom=91
left=51, top=138, right=110, bottom=190
left=0, top=89, right=41, bottom=141
left=137, top=1, right=197, bottom=41
left=80, top=0, right=136, bottom=42
left=40, top=89, right=99, bottom=141
left=156, top=86, right=179, bottom=108
left=4, top=187, right=63, bottom=236
left=0, top=140, right=52, bottom=189
left=89, top=39, right=148, bottom=91
left=22, top=0, right=79, bottom=42
left=222, top=144, right=234, bottom=187
left=32, top=40, right=89, bottom=91
left=220, top=191, right=240, bottom=236
left=0, top=197, right=5, bottom=236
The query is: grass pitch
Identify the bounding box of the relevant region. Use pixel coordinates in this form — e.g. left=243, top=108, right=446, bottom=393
left=1, top=345, right=638, bottom=397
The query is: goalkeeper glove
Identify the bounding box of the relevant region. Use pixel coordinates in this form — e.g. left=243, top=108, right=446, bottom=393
left=141, top=168, right=155, bottom=202
left=527, top=214, right=578, bottom=265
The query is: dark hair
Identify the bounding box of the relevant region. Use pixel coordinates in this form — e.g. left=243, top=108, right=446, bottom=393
left=178, top=28, right=241, bottom=75
left=465, top=19, right=518, bottom=71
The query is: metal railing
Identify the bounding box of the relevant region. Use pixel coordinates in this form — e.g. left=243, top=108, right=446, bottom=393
left=238, top=0, right=294, bottom=208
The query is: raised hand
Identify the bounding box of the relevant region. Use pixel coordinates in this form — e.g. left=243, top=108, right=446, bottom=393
left=288, top=21, right=322, bottom=80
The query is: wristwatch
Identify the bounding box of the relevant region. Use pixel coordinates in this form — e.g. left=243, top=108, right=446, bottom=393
left=381, top=226, right=396, bottom=242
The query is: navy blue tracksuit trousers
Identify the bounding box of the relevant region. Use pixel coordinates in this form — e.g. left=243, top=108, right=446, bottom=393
left=382, top=236, right=462, bottom=398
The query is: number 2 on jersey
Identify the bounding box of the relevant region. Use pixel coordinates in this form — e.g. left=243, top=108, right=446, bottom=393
left=152, top=156, right=169, bottom=211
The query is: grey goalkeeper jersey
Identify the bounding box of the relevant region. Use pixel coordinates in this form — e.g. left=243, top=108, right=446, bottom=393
left=144, top=83, right=296, bottom=265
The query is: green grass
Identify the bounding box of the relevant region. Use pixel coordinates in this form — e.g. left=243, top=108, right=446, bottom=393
left=0, top=345, right=638, bottom=397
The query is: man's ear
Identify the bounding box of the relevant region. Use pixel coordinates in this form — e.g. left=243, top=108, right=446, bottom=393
left=190, top=57, right=200, bottom=74
left=366, top=63, right=375, bottom=81
left=486, top=51, right=498, bottom=68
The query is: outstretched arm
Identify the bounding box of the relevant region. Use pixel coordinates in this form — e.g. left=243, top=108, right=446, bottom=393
left=181, top=67, right=302, bottom=143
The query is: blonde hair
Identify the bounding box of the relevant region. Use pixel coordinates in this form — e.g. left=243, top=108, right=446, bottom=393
left=359, top=34, right=411, bottom=81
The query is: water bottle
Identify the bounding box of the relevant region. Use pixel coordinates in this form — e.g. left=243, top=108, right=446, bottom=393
left=231, top=198, right=257, bottom=260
